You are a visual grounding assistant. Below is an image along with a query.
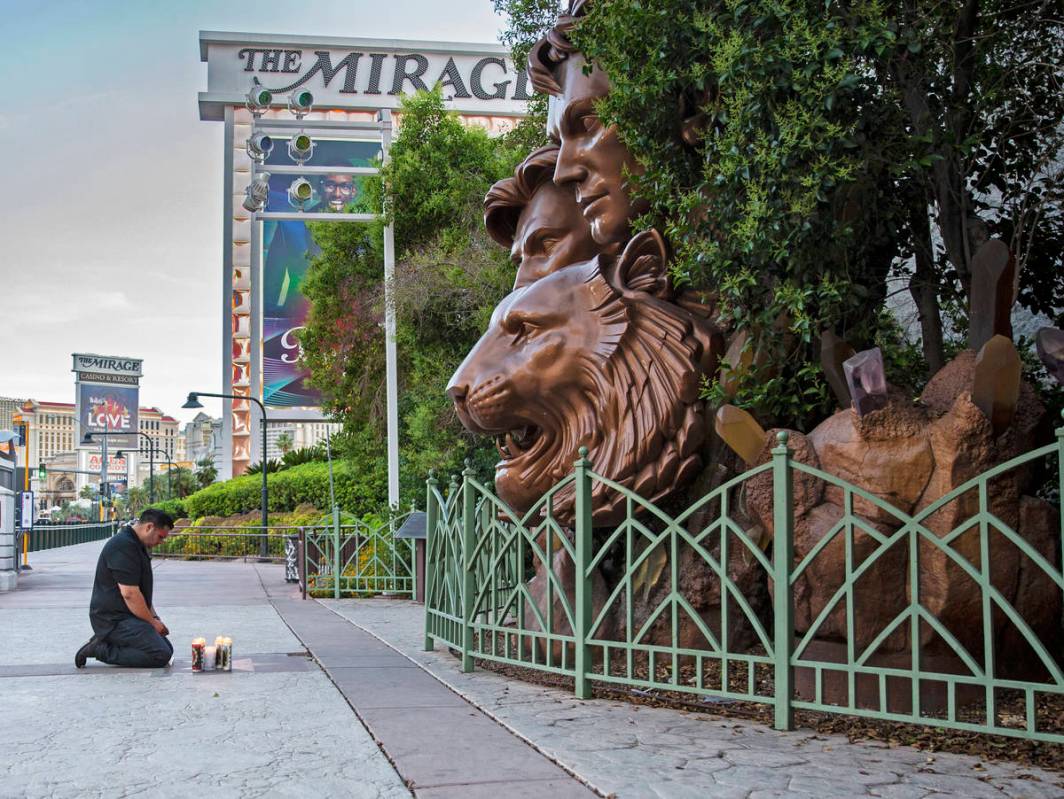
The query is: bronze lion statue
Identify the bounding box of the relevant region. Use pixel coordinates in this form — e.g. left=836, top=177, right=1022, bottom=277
left=447, top=230, right=723, bottom=524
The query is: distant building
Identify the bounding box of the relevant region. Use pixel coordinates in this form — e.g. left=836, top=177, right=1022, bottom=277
left=13, top=399, right=181, bottom=496
left=0, top=397, right=24, bottom=433
left=265, top=422, right=340, bottom=462
left=182, top=412, right=224, bottom=475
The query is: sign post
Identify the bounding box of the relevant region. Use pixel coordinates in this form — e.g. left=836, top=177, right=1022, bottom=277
left=19, top=491, right=33, bottom=530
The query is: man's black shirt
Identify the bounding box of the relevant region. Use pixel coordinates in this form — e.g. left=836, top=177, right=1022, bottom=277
left=89, top=526, right=153, bottom=636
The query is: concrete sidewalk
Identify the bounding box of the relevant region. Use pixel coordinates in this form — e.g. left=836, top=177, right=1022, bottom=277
left=5, top=542, right=1063, bottom=798
left=0, top=541, right=595, bottom=799
left=326, top=598, right=1064, bottom=799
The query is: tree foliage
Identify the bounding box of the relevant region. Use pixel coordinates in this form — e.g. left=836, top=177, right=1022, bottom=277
left=569, top=0, right=1063, bottom=427
left=300, top=91, right=525, bottom=497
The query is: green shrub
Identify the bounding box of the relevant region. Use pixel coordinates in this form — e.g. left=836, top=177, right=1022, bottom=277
left=179, top=460, right=388, bottom=520
left=147, top=498, right=188, bottom=520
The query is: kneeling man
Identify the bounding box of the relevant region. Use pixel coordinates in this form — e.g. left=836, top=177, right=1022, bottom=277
left=75, top=509, right=175, bottom=668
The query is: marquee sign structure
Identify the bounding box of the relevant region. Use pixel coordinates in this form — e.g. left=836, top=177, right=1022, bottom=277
left=199, top=31, right=528, bottom=480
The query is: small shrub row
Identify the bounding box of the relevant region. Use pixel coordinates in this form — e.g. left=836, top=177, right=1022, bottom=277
left=153, top=461, right=388, bottom=521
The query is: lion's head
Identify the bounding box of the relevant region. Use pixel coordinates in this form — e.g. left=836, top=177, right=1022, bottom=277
left=447, top=230, right=723, bottom=524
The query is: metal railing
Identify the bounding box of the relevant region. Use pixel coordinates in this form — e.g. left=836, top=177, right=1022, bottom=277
left=303, top=511, right=415, bottom=599
left=425, top=418, right=1064, bottom=743
left=27, top=522, right=117, bottom=552
left=152, top=518, right=416, bottom=599
left=153, top=526, right=297, bottom=562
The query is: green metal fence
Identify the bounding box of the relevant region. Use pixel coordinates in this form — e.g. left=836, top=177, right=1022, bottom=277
left=153, top=526, right=294, bottom=562
left=303, top=511, right=415, bottom=599
left=425, top=420, right=1064, bottom=743
left=27, top=522, right=117, bottom=552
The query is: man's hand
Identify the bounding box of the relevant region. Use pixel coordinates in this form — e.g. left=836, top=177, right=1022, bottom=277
left=153, top=619, right=170, bottom=637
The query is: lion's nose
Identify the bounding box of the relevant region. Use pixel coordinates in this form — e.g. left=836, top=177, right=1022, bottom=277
left=446, top=381, right=468, bottom=405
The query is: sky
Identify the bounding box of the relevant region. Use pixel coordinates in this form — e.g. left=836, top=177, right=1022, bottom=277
left=0, top=0, right=507, bottom=424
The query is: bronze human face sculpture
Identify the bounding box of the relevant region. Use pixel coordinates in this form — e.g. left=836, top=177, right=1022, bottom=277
left=447, top=231, right=722, bottom=524
left=511, top=179, right=599, bottom=288
left=544, top=56, right=649, bottom=250
left=485, top=145, right=598, bottom=289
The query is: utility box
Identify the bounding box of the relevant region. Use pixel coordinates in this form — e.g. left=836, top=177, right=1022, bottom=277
left=396, top=512, right=427, bottom=603
left=0, top=440, right=18, bottom=591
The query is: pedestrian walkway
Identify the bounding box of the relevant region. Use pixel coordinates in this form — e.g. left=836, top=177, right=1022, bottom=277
left=0, top=542, right=409, bottom=799
left=4, top=542, right=1063, bottom=797
left=0, top=541, right=594, bottom=798
left=326, top=598, right=1064, bottom=799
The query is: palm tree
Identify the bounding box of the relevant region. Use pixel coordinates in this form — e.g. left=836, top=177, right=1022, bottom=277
left=276, top=431, right=294, bottom=456
left=195, top=456, right=218, bottom=489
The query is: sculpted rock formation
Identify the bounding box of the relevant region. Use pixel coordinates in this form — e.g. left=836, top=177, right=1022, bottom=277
left=442, top=0, right=1058, bottom=694
left=744, top=349, right=1059, bottom=678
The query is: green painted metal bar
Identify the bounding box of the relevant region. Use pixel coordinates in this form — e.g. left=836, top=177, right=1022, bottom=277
left=574, top=447, right=593, bottom=699
left=461, top=463, right=477, bottom=673
left=771, top=431, right=794, bottom=731
left=332, top=508, right=341, bottom=601
left=424, top=471, right=439, bottom=651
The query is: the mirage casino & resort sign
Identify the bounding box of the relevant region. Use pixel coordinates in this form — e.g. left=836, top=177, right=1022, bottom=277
left=198, top=32, right=528, bottom=120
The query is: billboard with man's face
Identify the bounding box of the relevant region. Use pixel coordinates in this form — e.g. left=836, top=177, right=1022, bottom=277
left=78, top=385, right=139, bottom=435
left=261, top=138, right=381, bottom=408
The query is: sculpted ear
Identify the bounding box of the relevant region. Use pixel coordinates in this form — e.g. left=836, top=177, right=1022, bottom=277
left=613, top=230, right=670, bottom=299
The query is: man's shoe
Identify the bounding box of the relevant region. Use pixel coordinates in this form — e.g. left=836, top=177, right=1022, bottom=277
left=74, top=636, right=99, bottom=669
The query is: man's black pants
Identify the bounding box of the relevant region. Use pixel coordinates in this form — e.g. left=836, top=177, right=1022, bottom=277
left=95, top=617, right=173, bottom=667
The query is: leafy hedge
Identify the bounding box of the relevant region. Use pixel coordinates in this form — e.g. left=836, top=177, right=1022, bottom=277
left=150, top=498, right=188, bottom=520
left=155, top=460, right=388, bottom=521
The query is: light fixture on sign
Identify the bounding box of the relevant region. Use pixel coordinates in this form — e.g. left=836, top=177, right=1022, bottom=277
left=246, top=84, right=272, bottom=116
left=242, top=172, right=271, bottom=213
left=288, top=89, right=314, bottom=118
left=287, top=177, right=315, bottom=210
left=246, top=132, right=273, bottom=163
left=288, top=132, right=314, bottom=165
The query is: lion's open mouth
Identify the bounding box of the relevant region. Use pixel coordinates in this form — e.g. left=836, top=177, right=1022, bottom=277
left=495, top=425, right=541, bottom=461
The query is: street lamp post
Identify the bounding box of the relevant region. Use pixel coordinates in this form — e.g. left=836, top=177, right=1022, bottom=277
left=184, top=391, right=269, bottom=557
left=117, top=446, right=175, bottom=500
left=81, top=430, right=120, bottom=521
left=84, top=431, right=159, bottom=504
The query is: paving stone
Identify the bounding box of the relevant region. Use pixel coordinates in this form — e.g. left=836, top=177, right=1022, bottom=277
left=358, top=705, right=580, bottom=789
left=908, top=771, right=1020, bottom=798
left=715, top=765, right=792, bottom=791
left=416, top=779, right=596, bottom=798
left=995, top=777, right=1064, bottom=799
left=868, top=786, right=937, bottom=799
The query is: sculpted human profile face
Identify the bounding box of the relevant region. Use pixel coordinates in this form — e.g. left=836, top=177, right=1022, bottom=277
left=485, top=145, right=598, bottom=289
left=510, top=180, right=598, bottom=288
left=531, top=29, right=648, bottom=250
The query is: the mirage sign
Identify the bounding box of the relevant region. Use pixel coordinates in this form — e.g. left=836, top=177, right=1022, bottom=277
left=199, top=32, right=529, bottom=120
left=72, top=353, right=143, bottom=384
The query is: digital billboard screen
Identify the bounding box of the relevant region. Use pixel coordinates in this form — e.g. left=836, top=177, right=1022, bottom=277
left=261, top=138, right=382, bottom=408
left=78, top=384, right=139, bottom=436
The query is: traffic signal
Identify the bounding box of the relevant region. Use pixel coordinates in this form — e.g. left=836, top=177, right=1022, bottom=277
left=38, top=463, right=46, bottom=480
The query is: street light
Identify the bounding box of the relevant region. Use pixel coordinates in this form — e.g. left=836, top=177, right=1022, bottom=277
left=116, top=446, right=175, bottom=501
left=184, top=391, right=269, bottom=557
